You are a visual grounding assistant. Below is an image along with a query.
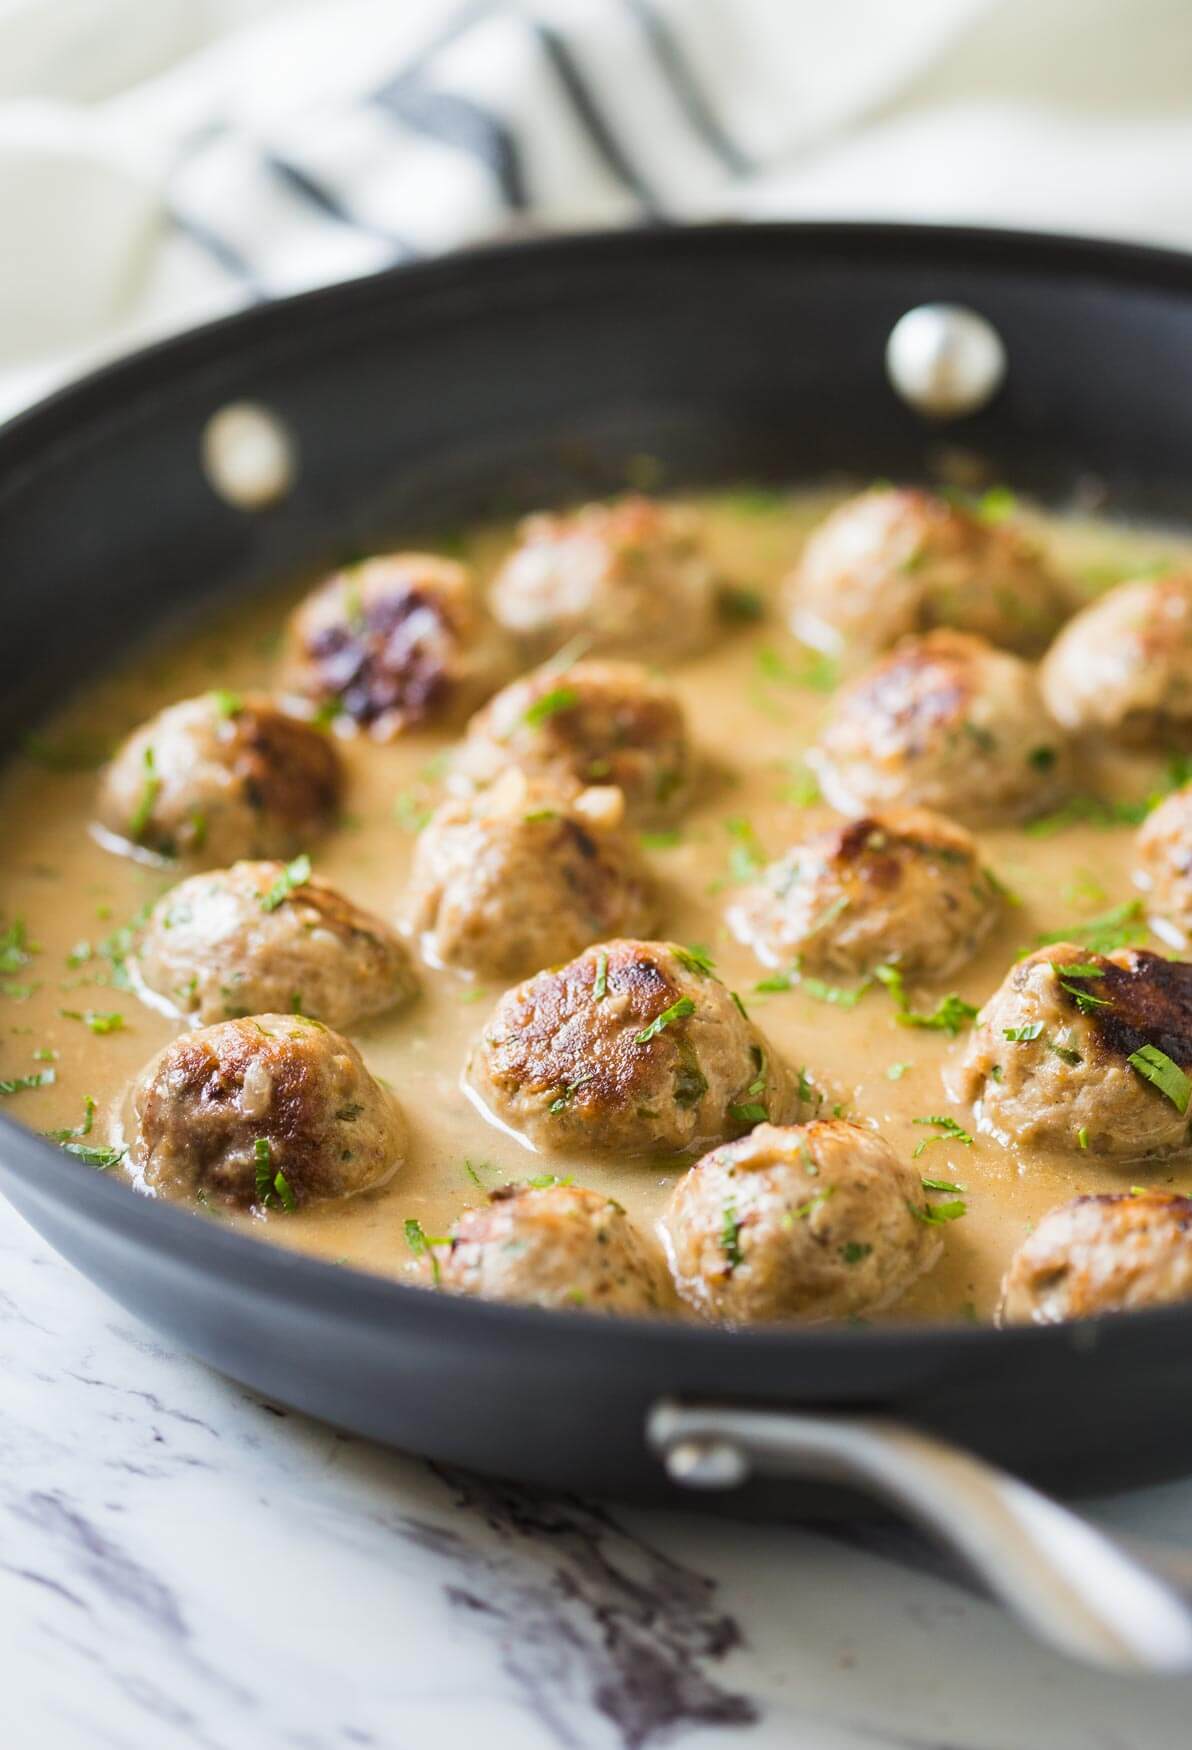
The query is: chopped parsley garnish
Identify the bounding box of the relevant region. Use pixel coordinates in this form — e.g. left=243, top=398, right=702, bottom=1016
left=780, top=762, right=822, bottom=808
left=1077, top=1127, right=1090, bottom=1150
left=921, top=1176, right=966, bottom=1193
left=1003, top=1021, right=1044, bottom=1042
left=729, top=1103, right=768, bottom=1124
left=672, top=943, right=716, bottom=977
left=548, top=1073, right=592, bottom=1113
left=403, top=1217, right=449, bottom=1284
left=254, top=1136, right=273, bottom=1203
left=1127, top=1045, right=1191, bottom=1114
left=394, top=792, right=433, bottom=833
left=886, top=1062, right=912, bottom=1081
left=46, top=1094, right=96, bottom=1142
left=210, top=689, right=243, bottom=717
left=273, top=1170, right=296, bottom=1213
left=840, top=1241, right=872, bottom=1265
left=1035, top=899, right=1147, bottom=956
left=911, top=1196, right=967, bottom=1224
left=721, top=1204, right=744, bottom=1269
left=128, top=746, right=160, bottom=841
left=523, top=685, right=578, bottom=727
left=0, top=1068, right=55, bottom=1096
left=0, top=919, right=37, bottom=977
left=912, top=1116, right=973, bottom=1158
left=874, top=964, right=978, bottom=1036
left=725, top=816, right=766, bottom=881
left=976, top=485, right=1016, bottom=523
left=528, top=1172, right=573, bottom=1189
left=60, top=1008, right=125, bottom=1035
left=63, top=1142, right=125, bottom=1170
left=754, top=644, right=839, bottom=695
left=800, top=975, right=871, bottom=1009
left=636, top=997, right=695, bottom=1043
left=640, top=828, right=682, bottom=849
left=260, top=853, right=312, bottom=912
left=593, top=949, right=609, bottom=1001
left=1055, top=963, right=1104, bottom=978
left=1059, top=978, right=1111, bottom=1013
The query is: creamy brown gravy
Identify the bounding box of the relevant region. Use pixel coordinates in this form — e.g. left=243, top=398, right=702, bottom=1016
left=1, top=488, right=1188, bottom=1324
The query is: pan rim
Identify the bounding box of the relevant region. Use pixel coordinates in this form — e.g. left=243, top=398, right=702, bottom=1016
left=4, top=215, right=1192, bottom=1366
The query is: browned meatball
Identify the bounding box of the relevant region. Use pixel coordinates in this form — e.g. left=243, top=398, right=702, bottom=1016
left=423, top=1182, right=670, bottom=1315
left=284, top=552, right=507, bottom=738
left=660, top=1120, right=941, bottom=1324
left=135, top=861, right=418, bottom=1027
left=488, top=495, right=719, bottom=661
left=1000, top=1192, right=1192, bottom=1324
left=465, top=939, right=810, bottom=1158
left=1136, top=783, right=1192, bottom=946
left=949, top=945, right=1192, bottom=1160
left=810, top=630, right=1070, bottom=825
left=96, top=692, right=342, bottom=867
left=402, top=771, right=659, bottom=981
left=786, top=487, right=1068, bottom=661
left=1040, top=572, right=1192, bottom=746
left=127, top=1014, right=404, bottom=1209
left=727, top=807, right=1003, bottom=980
left=454, top=659, right=695, bottom=826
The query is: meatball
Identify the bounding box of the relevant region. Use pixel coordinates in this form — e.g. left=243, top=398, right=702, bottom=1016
left=1137, top=783, right=1192, bottom=945
left=465, top=939, right=809, bottom=1158
left=488, top=495, right=718, bottom=662
left=134, top=861, right=418, bottom=1028
left=786, top=487, right=1068, bottom=661
left=423, top=1182, right=670, bottom=1315
left=127, top=1013, right=404, bottom=1209
left=809, top=630, right=1070, bottom=825
left=284, top=552, right=506, bottom=738
left=949, top=945, right=1192, bottom=1160
left=660, top=1120, right=941, bottom=1324
left=402, top=770, right=658, bottom=981
left=727, top=806, right=1003, bottom=980
left=454, top=659, right=695, bottom=827
left=96, top=692, right=342, bottom=867
left=1000, top=1192, right=1192, bottom=1324
left=1040, top=571, right=1192, bottom=746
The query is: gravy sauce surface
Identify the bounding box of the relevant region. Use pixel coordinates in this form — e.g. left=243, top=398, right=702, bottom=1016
left=1, top=488, right=1187, bottom=1323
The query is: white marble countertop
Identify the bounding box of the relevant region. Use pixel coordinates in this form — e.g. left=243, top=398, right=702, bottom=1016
left=4, top=1193, right=1192, bottom=1750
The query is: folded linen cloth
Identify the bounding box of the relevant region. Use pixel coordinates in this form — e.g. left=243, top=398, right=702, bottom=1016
left=2, top=0, right=1192, bottom=420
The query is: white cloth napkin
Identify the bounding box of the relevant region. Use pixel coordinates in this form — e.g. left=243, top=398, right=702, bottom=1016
left=3, top=0, right=1192, bottom=422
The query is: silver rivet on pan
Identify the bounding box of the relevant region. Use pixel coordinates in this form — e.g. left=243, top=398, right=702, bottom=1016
left=663, top=1437, right=750, bottom=1490
left=200, top=401, right=296, bottom=509
left=885, top=303, right=1006, bottom=419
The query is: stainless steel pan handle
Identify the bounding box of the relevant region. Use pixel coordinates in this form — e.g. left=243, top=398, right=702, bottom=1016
left=647, top=1400, right=1192, bottom=1673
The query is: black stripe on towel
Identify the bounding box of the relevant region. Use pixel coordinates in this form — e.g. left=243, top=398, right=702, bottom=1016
left=264, top=154, right=421, bottom=257
left=375, top=78, right=529, bottom=210
left=623, top=0, right=752, bottom=175
left=530, top=21, right=665, bottom=215
left=166, top=207, right=268, bottom=300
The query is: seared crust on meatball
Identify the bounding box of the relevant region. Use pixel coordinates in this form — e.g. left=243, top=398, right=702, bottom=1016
left=127, top=1014, right=404, bottom=1209
left=97, top=692, right=343, bottom=867
left=1137, top=783, right=1192, bottom=944
left=949, top=945, right=1192, bottom=1159
left=488, top=495, right=718, bottom=662
left=787, top=487, right=1068, bottom=661
left=1040, top=572, right=1192, bottom=746
left=810, top=630, right=1070, bottom=824
left=402, top=770, right=658, bottom=981
left=660, top=1120, right=941, bottom=1324
left=284, top=553, right=506, bottom=738
left=454, top=659, right=695, bottom=826
left=466, top=940, right=809, bottom=1158
left=425, top=1182, right=670, bottom=1315
left=1000, top=1192, right=1192, bottom=1324
left=135, top=861, right=418, bottom=1028
left=727, top=806, right=1002, bottom=980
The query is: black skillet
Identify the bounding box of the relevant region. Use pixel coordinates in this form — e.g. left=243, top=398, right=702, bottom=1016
left=4, top=223, right=1192, bottom=1670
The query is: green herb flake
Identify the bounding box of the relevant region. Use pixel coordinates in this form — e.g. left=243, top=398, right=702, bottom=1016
left=0, top=1068, right=55, bottom=1096
left=63, top=1142, right=125, bottom=1170
left=721, top=1204, right=744, bottom=1269
left=725, top=816, right=766, bottom=881
left=672, top=943, right=716, bottom=977
left=1077, top=1127, right=1090, bottom=1150
left=912, top=1116, right=973, bottom=1158
left=911, top=1196, right=968, bottom=1225
left=636, top=996, right=695, bottom=1043
left=60, top=1008, right=125, bottom=1035
left=523, top=685, right=579, bottom=728
left=1003, top=1021, right=1044, bottom=1042
left=716, top=584, right=766, bottom=623
left=875, top=964, right=977, bottom=1036
left=840, top=1241, right=873, bottom=1265
left=593, top=949, right=609, bottom=1001
left=210, top=689, right=243, bottom=718
left=128, top=746, right=161, bottom=841
left=1127, top=1045, right=1192, bottom=1114
left=260, top=853, right=312, bottom=912
left=254, top=1136, right=273, bottom=1204
left=886, top=1062, right=912, bottom=1081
